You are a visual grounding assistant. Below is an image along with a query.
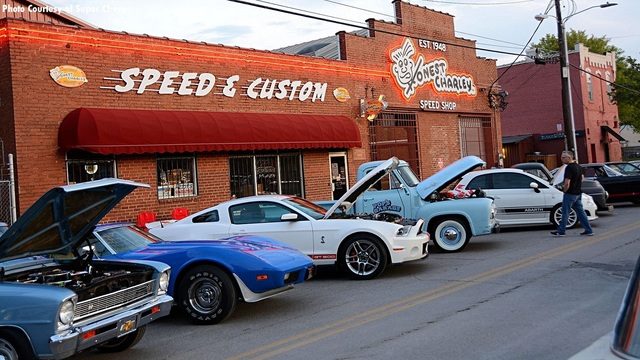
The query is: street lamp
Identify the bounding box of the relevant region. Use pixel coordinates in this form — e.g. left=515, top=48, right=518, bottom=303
left=535, top=1, right=617, bottom=162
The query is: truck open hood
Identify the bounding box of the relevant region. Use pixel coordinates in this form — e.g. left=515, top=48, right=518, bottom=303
left=416, top=156, right=486, bottom=199
left=0, top=179, right=148, bottom=261
left=323, top=157, right=399, bottom=219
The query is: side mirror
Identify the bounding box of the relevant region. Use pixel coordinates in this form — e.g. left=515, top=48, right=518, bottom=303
left=281, top=213, right=299, bottom=222
left=530, top=182, right=541, bottom=193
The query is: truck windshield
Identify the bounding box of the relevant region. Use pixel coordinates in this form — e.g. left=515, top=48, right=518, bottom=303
left=397, top=166, right=420, bottom=187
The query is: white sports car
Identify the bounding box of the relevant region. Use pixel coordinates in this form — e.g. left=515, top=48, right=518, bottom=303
left=150, top=159, right=429, bottom=280
left=456, top=168, right=598, bottom=228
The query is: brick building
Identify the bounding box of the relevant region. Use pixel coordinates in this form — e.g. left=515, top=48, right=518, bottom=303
left=498, top=44, right=622, bottom=168
left=0, top=1, right=501, bottom=222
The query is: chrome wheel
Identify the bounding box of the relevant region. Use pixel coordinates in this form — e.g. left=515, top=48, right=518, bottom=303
left=432, top=219, right=470, bottom=252
left=345, top=239, right=381, bottom=276
left=553, top=207, right=577, bottom=228
left=339, top=235, right=387, bottom=280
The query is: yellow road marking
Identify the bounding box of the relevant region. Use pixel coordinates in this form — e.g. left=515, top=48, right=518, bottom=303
left=228, top=223, right=640, bottom=360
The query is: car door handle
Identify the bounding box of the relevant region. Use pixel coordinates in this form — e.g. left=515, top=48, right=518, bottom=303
left=363, top=197, right=373, bottom=201
left=230, top=230, right=247, bottom=235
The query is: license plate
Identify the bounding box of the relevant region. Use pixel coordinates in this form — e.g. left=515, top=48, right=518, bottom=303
left=117, top=315, right=138, bottom=337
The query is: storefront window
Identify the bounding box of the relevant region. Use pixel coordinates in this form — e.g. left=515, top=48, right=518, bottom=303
left=229, top=156, right=255, bottom=198
left=66, top=153, right=116, bottom=184
left=229, top=154, right=303, bottom=198
left=157, top=156, right=197, bottom=199
left=459, top=117, right=491, bottom=161
left=369, top=112, right=420, bottom=177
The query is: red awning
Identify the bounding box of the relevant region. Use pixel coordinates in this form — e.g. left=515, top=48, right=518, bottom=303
left=58, top=108, right=362, bottom=155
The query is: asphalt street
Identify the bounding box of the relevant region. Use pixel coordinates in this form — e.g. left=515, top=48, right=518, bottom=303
left=74, top=203, right=640, bottom=360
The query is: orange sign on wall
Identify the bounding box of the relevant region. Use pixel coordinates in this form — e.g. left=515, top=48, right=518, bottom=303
left=49, top=65, right=88, bottom=88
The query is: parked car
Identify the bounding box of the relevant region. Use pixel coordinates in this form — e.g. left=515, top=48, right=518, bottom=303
left=316, top=156, right=497, bottom=253
left=606, top=161, right=640, bottom=176
left=151, top=158, right=429, bottom=280
left=581, top=163, right=640, bottom=204
left=89, top=223, right=314, bottom=324
left=512, top=162, right=611, bottom=212
left=456, top=168, right=598, bottom=228
left=630, top=159, right=640, bottom=167
left=0, top=179, right=173, bottom=360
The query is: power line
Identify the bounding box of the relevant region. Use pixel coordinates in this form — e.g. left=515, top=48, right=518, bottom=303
left=569, top=63, right=640, bottom=95
left=256, top=0, right=367, bottom=27
left=488, top=19, right=544, bottom=93
left=228, top=0, right=532, bottom=58
left=323, top=0, right=396, bottom=19
left=424, top=0, right=534, bottom=5
left=323, top=0, right=526, bottom=48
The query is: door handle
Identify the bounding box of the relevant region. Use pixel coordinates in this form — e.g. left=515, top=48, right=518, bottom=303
left=363, top=197, right=373, bottom=201
left=230, top=230, right=247, bottom=235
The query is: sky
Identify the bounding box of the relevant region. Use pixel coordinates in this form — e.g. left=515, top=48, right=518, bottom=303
left=39, top=0, right=640, bottom=65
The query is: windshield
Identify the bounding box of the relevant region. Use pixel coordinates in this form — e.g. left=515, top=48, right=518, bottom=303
left=609, top=163, right=640, bottom=175
left=397, top=166, right=420, bottom=187
left=96, top=225, right=160, bottom=254
left=282, top=197, right=326, bottom=220
left=603, top=165, right=624, bottom=177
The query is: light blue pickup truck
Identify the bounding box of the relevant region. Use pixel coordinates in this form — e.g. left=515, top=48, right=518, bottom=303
left=319, top=156, right=497, bottom=252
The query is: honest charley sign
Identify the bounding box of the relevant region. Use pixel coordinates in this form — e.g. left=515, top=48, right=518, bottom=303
left=390, top=38, right=476, bottom=100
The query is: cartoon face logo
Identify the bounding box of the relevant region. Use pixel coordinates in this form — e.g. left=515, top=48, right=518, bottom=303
left=389, top=38, right=477, bottom=100
left=390, top=39, right=416, bottom=87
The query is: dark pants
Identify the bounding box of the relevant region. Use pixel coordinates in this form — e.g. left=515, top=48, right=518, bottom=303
left=558, top=193, right=593, bottom=234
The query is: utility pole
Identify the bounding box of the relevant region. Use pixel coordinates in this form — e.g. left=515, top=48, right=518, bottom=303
left=554, top=0, right=578, bottom=161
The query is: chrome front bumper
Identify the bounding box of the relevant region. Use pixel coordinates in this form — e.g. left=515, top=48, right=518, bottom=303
left=48, top=294, right=173, bottom=359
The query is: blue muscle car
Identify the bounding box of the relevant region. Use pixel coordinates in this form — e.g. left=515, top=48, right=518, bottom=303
left=89, top=223, right=314, bottom=324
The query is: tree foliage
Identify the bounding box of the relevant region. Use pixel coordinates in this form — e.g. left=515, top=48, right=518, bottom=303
left=531, top=29, right=621, bottom=55
left=613, top=57, right=640, bottom=132
left=531, top=30, right=640, bottom=131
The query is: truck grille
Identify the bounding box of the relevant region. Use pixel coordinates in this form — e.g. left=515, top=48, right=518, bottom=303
left=75, top=280, right=155, bottom=320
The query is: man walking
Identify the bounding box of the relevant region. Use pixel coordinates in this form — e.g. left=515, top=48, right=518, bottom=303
left=551, top=150, right=594, bottom=237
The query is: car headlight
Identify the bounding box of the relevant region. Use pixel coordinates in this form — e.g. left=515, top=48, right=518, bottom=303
left=57, top=299, right=75, bottom=332
left=396, top=225, right=412, bottom=237
left=158, top=270, right=170, bottom=294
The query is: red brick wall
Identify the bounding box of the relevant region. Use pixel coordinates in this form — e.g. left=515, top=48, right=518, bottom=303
left=4, top=1, right=500, bottom=221
left=0, top=19, right=17, bottom=184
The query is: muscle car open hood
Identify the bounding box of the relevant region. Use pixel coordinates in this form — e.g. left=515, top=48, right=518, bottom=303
left=416, top=156, right=486, bottom=199
left=323, top=157, right=399, bottom=219
left=0, top=179, right=148, bottom=261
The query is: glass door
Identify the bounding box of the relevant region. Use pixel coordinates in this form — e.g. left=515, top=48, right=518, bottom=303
left=329, top=153, right=349, bottom=200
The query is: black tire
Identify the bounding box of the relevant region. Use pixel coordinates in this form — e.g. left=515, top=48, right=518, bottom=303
left=551, top=205, right=577, bottom=228
left=96, top=326, right=146, bottom=353
left=429, top=218, right=470, bottom=253
left=0, top=330, right=34, bottom=360
left=177, top=265, right=237, bottom=324
left=338, top=234, right=388, bottom=280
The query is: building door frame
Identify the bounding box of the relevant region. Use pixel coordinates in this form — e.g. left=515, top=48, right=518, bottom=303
left=328, top=152, right=349, bottom=201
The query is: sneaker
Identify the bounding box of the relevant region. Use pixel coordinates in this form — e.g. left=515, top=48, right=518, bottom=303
left=580, top=231, right=594, bottom=236
left=550, top=231, right=565, bottom=237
